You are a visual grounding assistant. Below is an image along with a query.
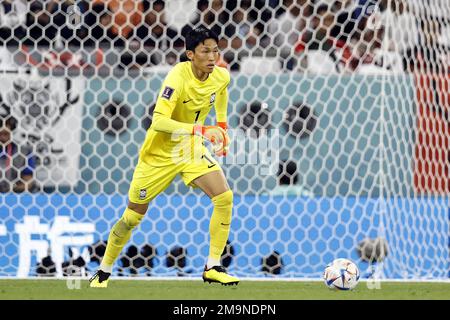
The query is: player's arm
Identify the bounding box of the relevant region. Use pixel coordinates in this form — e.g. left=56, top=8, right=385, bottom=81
left=152, top=112, right=194, bottom=134
left=153, top=112, right=227, bottom=149
left=212, top=73, right=231, bottom=156
left=152, top=101, right=227, bottom=146
left=214, top=73, right=230, bottom=131
left=151, top=75, right=195, bottom=134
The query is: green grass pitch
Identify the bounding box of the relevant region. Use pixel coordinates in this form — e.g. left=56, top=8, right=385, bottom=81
left=0, top=279, right=449, bottom=300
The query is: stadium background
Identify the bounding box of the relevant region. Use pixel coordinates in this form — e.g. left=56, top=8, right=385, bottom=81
left=0, top=0, right=449, bottom=281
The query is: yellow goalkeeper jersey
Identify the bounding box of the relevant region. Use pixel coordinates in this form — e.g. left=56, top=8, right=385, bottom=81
left=139, top=61, right=230, bottom=165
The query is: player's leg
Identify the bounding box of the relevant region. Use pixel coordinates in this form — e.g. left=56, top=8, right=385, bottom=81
left=90, top=161, right=176, bottom=288
left=192, top=171, right=239, bottom=285
left=181, top=154, right=239, bottom=285
left=192, top=170, right=231, bottom=266
left=102, top=201, right=149, bottom=270
left=102, top=201, right=149, bottom=268
left=89, top=201, right=148, bottom=288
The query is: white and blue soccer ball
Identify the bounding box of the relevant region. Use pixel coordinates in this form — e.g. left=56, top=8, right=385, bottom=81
left=323, top=258, right=360, bottom=290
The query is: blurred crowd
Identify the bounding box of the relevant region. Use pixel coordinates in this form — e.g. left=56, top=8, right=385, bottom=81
left=0, top=0, right=449, bottom=73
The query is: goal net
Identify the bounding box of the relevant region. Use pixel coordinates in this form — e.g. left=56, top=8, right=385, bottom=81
left=0, top=0, right=449, bottom=280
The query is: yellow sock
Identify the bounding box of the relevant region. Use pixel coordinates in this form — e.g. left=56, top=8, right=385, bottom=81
left=100, top=207, right=144, bottom=272
left=208, top=190, right=233, bottom=267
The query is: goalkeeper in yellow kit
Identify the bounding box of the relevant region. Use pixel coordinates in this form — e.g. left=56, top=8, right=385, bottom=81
left=89, top=27, right=239, bottom=287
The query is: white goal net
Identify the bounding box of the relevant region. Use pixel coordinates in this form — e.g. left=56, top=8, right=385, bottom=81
left=0, top=0, right=449, bottom=280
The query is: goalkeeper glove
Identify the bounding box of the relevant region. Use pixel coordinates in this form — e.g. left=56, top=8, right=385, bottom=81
left=193, top=124, right=230, bottom=157
left=216, top=122, right=229, bottom=156
left=217, top=122, right=228, bottom=131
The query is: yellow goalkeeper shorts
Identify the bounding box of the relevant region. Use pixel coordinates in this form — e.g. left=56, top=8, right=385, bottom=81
left=128, top=147, right=221, bottom=204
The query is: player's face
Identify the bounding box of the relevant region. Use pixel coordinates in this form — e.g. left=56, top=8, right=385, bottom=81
left=189, top=38, right=219, bottom=75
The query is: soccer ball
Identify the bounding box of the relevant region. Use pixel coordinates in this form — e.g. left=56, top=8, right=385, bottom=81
left=323, top=258, right=360, bottom=290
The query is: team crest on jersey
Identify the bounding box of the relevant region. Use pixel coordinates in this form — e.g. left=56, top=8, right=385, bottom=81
left=139, top=189, right=147, bottom=200
left=161, top=86, right=174, bottom=100
left=210, top=92, right=216, bottom=104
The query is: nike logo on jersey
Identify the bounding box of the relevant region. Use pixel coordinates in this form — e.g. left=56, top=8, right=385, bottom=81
left=221, top=222, right=230, bottom=226
left=208, top=164, right=216, bottom=169
left=183, top=99, right=193, bottom=104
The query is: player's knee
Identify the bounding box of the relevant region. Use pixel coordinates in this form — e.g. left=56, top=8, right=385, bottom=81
left=122, top=207, right=145, bottom=228
left=110, top=219, right=130, bottom=244
left=109, top=208, right=143, bottom=243
left=212, top=190, right=233, bottom=209
left=127, top=201, right=148, bottom=215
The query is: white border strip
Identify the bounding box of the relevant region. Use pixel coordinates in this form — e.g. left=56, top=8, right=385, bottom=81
left=0, top=276, right=449, bottom=283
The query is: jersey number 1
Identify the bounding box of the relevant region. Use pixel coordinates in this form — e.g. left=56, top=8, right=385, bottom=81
left=194, top=111, right=200, bottom=122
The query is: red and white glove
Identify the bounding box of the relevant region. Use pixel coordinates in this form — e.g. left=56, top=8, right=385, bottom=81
left=193, top=123, right=230, bottom=156
left=216, top=122, right=229, bottom=156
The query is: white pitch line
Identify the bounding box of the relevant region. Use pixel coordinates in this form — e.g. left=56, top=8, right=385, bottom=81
left=0, top=276, right=449, bottom=283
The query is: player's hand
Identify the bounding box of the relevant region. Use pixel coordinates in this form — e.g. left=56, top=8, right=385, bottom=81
left=215, top=122, right=229, bottom=156
left=193, top=124, right=230, bottom=157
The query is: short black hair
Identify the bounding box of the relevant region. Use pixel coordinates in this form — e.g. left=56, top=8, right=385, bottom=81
left=185, top=26, right=219, bottom=51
